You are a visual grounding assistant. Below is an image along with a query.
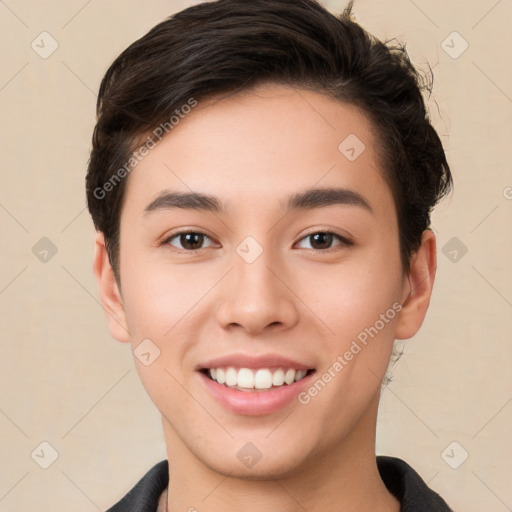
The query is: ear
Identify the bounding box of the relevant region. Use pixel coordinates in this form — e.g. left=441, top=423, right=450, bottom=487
left=395, top=229, right=437, bottom=340
left=92, top=231, right=130, bottom=343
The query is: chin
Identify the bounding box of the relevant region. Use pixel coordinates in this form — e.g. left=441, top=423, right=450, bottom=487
left=205, top=456, right=306, bottom=481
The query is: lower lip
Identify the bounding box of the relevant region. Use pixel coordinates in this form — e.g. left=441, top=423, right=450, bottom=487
left=199, top=371, right=314, bottom=416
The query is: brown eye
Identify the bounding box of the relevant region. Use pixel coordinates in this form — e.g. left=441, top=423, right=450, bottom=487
left=310, top=232, right=334, bottom=250
left=166, top=231, right=214, bottom=251
left=296, top=231, right=351, bottom=250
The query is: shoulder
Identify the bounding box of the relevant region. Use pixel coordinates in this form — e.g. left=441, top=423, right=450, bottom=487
left=377, top=456, right=454, bottom=512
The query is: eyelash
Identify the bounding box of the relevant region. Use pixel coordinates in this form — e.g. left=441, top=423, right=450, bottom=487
left=162, top=230, right=353, bottom=252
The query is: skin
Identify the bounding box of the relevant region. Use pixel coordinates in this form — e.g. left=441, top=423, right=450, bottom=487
left=94, top=84, right=436, bottom=512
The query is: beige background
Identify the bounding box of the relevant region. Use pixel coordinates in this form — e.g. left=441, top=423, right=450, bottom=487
left=1, top=0, right=511, bottom=510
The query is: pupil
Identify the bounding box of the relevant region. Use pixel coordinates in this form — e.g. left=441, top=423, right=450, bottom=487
left=311, top=232, right=332, bottom=249
left=182, top=233, right=203, bottom=250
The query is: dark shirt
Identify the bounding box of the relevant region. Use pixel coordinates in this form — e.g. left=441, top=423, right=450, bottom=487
left=106, top=456, right=454, bottom=511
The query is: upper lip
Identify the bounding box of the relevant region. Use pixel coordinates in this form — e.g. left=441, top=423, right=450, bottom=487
left=197, top=353, right=314, bottom=371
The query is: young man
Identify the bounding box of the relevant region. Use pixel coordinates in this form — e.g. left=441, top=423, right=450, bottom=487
left=86, top=1, right=454, bottom=510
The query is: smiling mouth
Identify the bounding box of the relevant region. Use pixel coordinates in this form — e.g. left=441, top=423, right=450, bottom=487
left=200, top=367, right=316, bottom=391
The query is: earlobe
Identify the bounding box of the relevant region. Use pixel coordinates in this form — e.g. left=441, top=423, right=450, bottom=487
left=92, top=232, right=131, bottom=343
left=395, top=229, right=437, bottom=340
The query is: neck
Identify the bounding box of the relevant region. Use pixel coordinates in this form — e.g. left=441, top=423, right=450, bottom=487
left=161, top=394, right=399, bottom=512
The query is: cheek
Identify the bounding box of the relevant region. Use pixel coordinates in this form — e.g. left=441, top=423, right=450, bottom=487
left=298, top=259, right=402, bottom=426
left=300, top=250, right=402, bottom=340
left=119, top=251, right=206, bottom=342
left=119, top=260, right=207, bottom=399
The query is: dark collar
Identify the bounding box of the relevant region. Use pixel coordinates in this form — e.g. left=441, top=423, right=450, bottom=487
left=377, top=456, right=454, bottom=511
left=106, top=456, right=453, bottom=512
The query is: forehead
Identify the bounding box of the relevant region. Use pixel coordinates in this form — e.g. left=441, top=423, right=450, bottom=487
left=121, top=84, right=394, bottom=220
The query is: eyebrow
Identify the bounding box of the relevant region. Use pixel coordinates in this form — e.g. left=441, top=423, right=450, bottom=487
left=286, top=187, right=372, bottom=213
left=143, top=187, right=373, bottom=215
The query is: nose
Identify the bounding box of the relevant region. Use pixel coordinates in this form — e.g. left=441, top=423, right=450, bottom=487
left=215, top=249, right=300, bottom=336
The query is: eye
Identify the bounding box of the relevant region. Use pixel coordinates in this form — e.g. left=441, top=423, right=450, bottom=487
left=164, top=231, right=216, bottom=251
left=295, top=231, right=352, bottom=251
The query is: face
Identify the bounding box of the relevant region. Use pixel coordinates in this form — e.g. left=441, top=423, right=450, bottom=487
left=98, top=84, right=430, bottom=480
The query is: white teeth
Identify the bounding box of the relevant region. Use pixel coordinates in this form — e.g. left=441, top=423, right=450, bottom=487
left=216, top=368, right=225, bottom=384
left=225, top=367, right=237, bottom=387
left=295, top=370, right=307, bottom=381
left=254, top=369, right=273, bottom=389
left=207, top=367, right=310, bottom=390
left=272, top=368, right=285, bottom=386
left=237, top=368, right=254, bottom=388
left=284, top=369, right=296, bottom=385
